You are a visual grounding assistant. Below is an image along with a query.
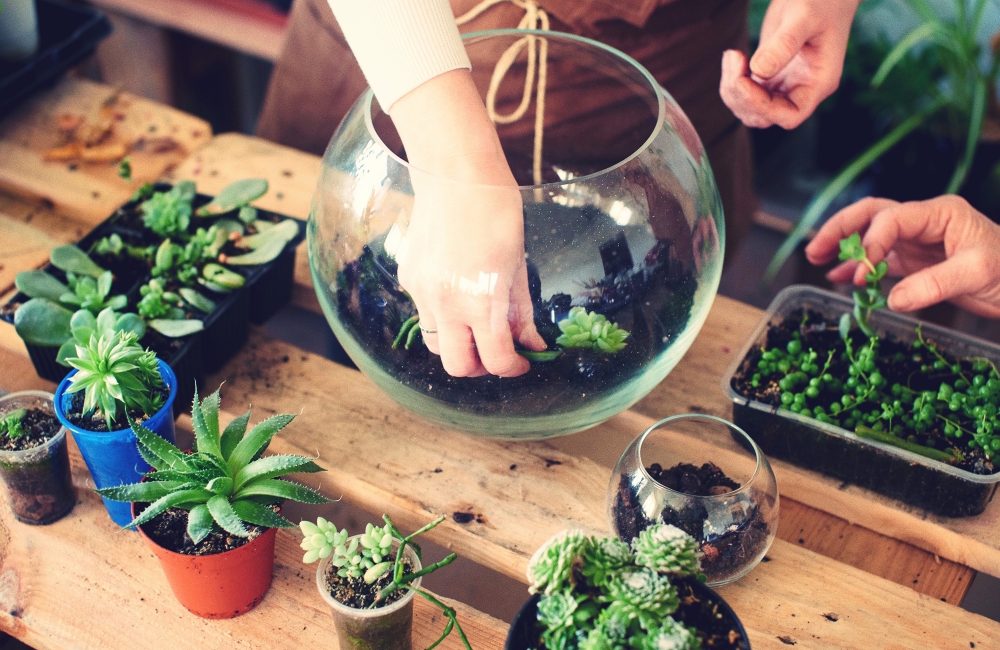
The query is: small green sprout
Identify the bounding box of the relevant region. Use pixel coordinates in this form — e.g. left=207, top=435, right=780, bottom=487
left=0, top=409, right=28, bottom=440
left=556, top=307, right=629, bottom=353
left=837, top=232, right=888, bottom=339
left=300, top=513, right=472, bottom=649
left=117, top=157, right=132, bottom=180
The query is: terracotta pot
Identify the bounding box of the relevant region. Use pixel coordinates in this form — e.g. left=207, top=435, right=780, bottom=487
left=133, top=502, right=278, bottom=619
left=315, top=537, right=421, bottom=650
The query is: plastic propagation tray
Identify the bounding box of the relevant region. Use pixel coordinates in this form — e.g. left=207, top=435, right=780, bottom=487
left=0, top=0, right=112, bottom=115
left=724, top=285, right=1000, bottom=517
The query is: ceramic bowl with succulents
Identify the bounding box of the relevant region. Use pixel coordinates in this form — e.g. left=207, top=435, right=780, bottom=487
left=506, top=525, right=750, bottom=649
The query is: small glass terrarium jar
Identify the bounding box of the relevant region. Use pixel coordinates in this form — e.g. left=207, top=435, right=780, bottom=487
left=0, top=391, right=75, bottom=525
left=609, top=414, right=778, bottom=586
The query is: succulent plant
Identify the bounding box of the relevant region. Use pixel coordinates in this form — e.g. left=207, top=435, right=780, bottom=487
left=527, top=526, right=703, bottom=649
left=60, top=272, right=127, bottom=314
left=64, top=330, right=165, bottom=430
left=555, top=307, right=629, bottom=353
left=141, top=181, right=195, bottom=237
left=137, top=278, right=184, bottom=320
left=0, top=409, right=27, bottom=440
left=99, top=385, right=329, bottom=542
left=56, top=307, right=146, bottom=366
left=631, top=524, right=702, bottom=577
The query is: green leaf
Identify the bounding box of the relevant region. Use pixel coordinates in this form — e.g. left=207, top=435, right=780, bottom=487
left=838, top=233, right=866, bottom=263
left=207, top=494, right=249, bottom=537
left=149, top=319, right=204, bottom=338
left=186, top=504, right=214, bottom=545
left=96, top=271, right=113, bottom=298
left=15, top=271, right=68, bottom=301
left=238, top=219, right=298, bottom=250
left=231, top=499, right=293, bottom=528
left=122, top=488, right=213, bottom=530
left=871, top=22, right=939, bottom=88
left=196, top=179, right=269, bottom=216
left=116, top=313, right=147, bottom=339
left=56, top=339, right=77, bottom=367
left=50, top=245, right=105, bottom=278
left=206, top=476, right=234, bottom=495
left=97, top=480, right=194, bottom=502
left=226, top=414, right=295, bottom=473
left=233, top=454, right=324, bottom=492
left=14, top=298, right=72, bottom=346
left=191, top=385, right=223, bottom=461
left=220, top=410, right=251, bottom=461
left=238, top=205, right=258, bottom=224
left=234, top=479, right=329, bottom=504
left=201, top=263, right=245, bottom=289
left=178, top=288, right=216, bottom=313
left=223, top=238, right=287, bottom=266
left=838, top=313, right=851, bottom=342
left=519, top=349, right=563, bottom=362
left=130, top=417, right=191, bottom=472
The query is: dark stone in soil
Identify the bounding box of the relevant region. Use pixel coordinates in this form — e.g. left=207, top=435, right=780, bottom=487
left=139, top=506, right=267, bottom=556
left=324, top=558, right=413, bottom=609
left=0, top=408, right=60, bottom=452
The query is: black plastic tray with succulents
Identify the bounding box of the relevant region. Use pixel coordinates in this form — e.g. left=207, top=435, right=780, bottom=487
left=725, top=236, right=1000, bottom=517
left=2, top=177, right=305, bottom=415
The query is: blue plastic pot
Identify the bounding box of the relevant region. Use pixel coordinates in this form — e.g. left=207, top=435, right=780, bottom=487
left=53, top=359, right=178, bottom=526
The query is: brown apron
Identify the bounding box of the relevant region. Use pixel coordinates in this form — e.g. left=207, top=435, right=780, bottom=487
left=257, top=0, right=754, bottom=253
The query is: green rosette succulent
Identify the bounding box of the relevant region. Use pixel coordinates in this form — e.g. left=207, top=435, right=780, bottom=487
left=141, top=181, right=195, bottom=237
left=579, top=603, right=631, bottom=649
left=639, top=618, right=700, bottom=650
left=631, top=523, right=702, bottom=577
left=555, top=307, right=629, bottom=353
left=581, top=536, right=632, bottom=588
left=300, top=518, right=397, bottom=584
left=603, top=568, right=679, bottom=624
left=528, top=529, right=590, bottom=595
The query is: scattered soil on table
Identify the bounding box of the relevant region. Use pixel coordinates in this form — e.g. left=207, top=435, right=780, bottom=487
left=65, top=387, right=169, bottom=432
left=1, top=408, right=60, bottom=452
left=324, top=558, right=413, bottom=609
left=139, top=506, right=268, bottom=555
left=674, top=578, right=748, bottom=649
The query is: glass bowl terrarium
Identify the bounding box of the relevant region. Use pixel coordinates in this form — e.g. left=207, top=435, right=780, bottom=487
left=609, top=414, right=779, bottom=586
left=309, top=30, right=724, bottom=439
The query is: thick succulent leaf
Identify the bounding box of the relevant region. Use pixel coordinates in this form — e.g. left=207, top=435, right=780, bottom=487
left=196, top=178, right=268, bottom=216
left=191, top=385, right=223, bottom=461
left=56, top=339, right=77, bottom=367
left=115, top=313, right=147, bottom=339
left=234, top=479, right=329, bottom=504
left=122, top=488, right=213, bottom=530
left=219, top=409, right=251, bottom=461
left=237, top=219, right=298, bottom=250
left=233, top=454, right=324, bottom=492
left=15, top=270, right=68, bottom=301
left=207, top=494, right=249, bottom=537
left=186, top=504, right=214, bottom=545
left=178, top=288, right=216, bottom=313
left=130, top=417, right=191, bottom=472
left=14, top=298, right=72, bottom=346
left=50, top=245, right=105, bottom=278
left=149, top=319, right=204, bottom=338
left=231, top=499, right=292, bottom=528
left=226, top=414, right=295, bottom=473
left=146, top=468, right=215, bottom=484
left=206, top=476, right=234, bottom=495
left=96, top=480, right=193, bottom=502
left=223, top=238, right=286, bottom=266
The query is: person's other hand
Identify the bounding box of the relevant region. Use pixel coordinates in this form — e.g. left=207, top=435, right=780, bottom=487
left=391, top=70, right=546, bottom=377
left=720, top=0, right=859, bottom=129
left=805, top=195, right=1000, bottom=318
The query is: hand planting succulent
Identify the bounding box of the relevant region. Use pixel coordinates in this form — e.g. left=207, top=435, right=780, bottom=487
left=63, top=329, right=165, bottom=430
left=99, top=385, right=329, bottom=543
left=300, top=513, right=471, bottom=649
left=141, top=181, right=195, bottom=237
left=524, top=525, right=706, bottom=649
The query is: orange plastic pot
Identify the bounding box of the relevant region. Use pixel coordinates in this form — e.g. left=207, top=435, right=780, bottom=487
left=133, top=503, right=277, bottom=619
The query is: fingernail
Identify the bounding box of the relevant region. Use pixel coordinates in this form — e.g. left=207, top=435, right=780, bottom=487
left=889, top=287, right=912, bottom=311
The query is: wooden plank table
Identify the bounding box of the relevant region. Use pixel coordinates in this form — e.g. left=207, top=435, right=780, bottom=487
left=1, top=78, right=998, bottom=649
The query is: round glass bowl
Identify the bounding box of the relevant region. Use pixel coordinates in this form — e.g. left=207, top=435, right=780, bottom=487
left=309, top=29, right=724, bottom=439
left=609, top=414, right=778, bottom=586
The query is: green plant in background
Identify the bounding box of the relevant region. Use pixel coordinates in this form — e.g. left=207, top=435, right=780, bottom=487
left=300, top=513, right=472, bottom=649
left=526, top=525, right=703, bottom=649
left=137, top=278, right=183, bottom=320
left=0, top=409, right=27, bottom=440
left=60, top=272, right=128, bottom=314
left=64, top=330, right=165, bottom=429
left=93, top=233, right=153, bottom=261
left=141, top=181, right=195, bottom=237
left=195, top=178, right=268, bottom=219
left=765, top=0, right=1000, bottom=282
left=99, top=385, right=329, bottom=542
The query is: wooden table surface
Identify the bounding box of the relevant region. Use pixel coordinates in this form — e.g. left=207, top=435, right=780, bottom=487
left=1, top=77, right=998, bottom=650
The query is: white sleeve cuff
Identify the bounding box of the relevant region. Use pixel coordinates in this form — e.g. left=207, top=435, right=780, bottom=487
left=327, top=0, right=472, bottom=112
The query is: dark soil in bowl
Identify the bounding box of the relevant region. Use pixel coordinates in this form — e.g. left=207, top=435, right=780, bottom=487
left=139, top=506, right=268, bottom=555
left=65, top=386, right=170, bottom=432
left=1, top=408, right=60, bottom=451
left=323, top=558, right=413, bottom=609
left=731, top=308, right=996, bottom=475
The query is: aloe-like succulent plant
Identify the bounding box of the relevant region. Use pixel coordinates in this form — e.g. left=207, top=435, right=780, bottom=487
left=99, top=385, right=329, bottom=542
left=526, top=525, right=703, bottom=649
left=64, top=330, right=165, bottom=430
left=556, top=307, right=630, bottom=353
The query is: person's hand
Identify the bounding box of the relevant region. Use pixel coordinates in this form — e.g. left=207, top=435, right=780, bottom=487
left=805, top=195, right=1000, bottom=318
left=720, top=0, right=859, bottom=129
left=390, top=70, right=546, bottom=377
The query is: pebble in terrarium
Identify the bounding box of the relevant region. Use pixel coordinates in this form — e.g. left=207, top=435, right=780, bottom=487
left=308, top=31, right=724, bottom=439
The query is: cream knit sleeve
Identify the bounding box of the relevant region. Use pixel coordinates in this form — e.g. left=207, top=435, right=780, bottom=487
left=326, top=0, right=471, bottom=113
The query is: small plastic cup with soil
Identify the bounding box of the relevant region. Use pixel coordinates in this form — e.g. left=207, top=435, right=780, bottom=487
left=314, top=537, right=421, bottom=650
left=609, top=413, right=780, bottom=586
left=0, top=391, right=75, bottom=525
